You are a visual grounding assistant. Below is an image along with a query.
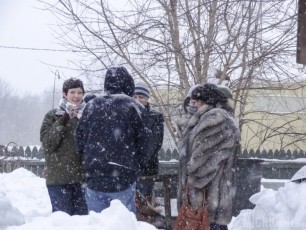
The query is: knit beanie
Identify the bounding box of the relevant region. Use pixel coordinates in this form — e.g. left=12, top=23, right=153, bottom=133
left=134, top=80, right=150, bottom=98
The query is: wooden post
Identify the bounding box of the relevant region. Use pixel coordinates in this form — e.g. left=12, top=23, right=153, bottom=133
left=162, top=175, right=172, bottom=229
left=297, top=0, right=306, bottom=65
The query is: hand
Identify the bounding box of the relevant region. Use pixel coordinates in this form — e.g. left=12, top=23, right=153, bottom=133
left=65, top=102, right=78, bottom=118
left=69, top=104, right=78, bottom=118
left=43, top=167, right=48, bottom=177
left=187, top=105, right=197, bottom=116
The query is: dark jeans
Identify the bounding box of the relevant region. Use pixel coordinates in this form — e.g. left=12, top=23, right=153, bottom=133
left=47, top=183, right=88, bottom=215
left=136, top=177, right=155, bottom=197
left=210, top=223, right=228, bottom=230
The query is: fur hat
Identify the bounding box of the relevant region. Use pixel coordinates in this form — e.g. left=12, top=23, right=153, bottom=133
left=104, top=66, right=135, bottom=97
left=217, top=85, right=233, bottom=99
left=191, top=83, right=227, bottom=107
left=134, top=80, right=150, bottom=98
left=62, top=78, right=85, bottom=94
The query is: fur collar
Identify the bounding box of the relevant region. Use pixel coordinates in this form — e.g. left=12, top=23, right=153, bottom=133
left=182, top=104, right=214, bottom=136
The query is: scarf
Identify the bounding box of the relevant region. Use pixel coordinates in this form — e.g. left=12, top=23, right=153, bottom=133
left=56, top=98, right=86, bottom=119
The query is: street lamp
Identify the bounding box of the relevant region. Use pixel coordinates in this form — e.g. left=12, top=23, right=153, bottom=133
left=52, top=70, right=61, bottom=109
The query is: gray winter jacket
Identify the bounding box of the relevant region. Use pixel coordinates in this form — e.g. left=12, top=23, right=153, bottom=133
left=177, top=104, right=240, bottom=225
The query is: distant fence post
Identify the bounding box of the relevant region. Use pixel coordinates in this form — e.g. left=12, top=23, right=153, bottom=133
left=25, top=146, right=32, bottom=158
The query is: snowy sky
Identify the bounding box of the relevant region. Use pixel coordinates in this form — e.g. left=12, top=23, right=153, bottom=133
left=0, top=0, right=76, bottom=95
left=1, top=167, right=306, bottom=230
left=0, top=0, right=127, bottom=95
left=0, top=0, right=219, bottom=96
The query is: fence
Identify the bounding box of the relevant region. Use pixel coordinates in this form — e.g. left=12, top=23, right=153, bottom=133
left=0, top=145, right=45, bottom=176
left=158, top=148, right=306, bottom=161
left=1, top=145, right=305, bottom=228
left=2, top=145, right=306, bottom=160
left=0, top=145, right=44, bottom=159
left=1, top=146, right=306, bottom=175
left=1, top=146, right=306, bottom=178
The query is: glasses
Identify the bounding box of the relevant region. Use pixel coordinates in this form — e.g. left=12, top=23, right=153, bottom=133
left=189, top=99, right=196, bottom=106
left=133, top=95, right=147, bottom=99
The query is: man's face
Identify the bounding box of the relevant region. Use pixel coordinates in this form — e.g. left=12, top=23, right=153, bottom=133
left=133, top=94, right=149, bottom=106
left=189, top=99, right=196, bottom=108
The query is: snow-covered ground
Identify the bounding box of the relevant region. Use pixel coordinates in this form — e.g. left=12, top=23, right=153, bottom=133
left=0, top=168, right=156, bottom=230
left=1, top=167, right=306, bottom=230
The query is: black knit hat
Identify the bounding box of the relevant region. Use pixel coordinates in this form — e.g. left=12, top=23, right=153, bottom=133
left=104, top=67, right=135, bottom=97
left=62, top=78, right=85, bottom=94
left=191, top=83, right=227, bottom=107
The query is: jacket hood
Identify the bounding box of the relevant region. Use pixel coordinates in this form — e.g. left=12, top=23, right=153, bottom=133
left=104, top=67, right=135, bottom=97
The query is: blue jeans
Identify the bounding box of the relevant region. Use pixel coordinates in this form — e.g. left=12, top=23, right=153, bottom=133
left=47, top=183, right=88, bottom=215
left=85, top=182, right=136, bottom=213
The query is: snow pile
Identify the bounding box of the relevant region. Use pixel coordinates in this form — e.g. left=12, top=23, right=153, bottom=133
left=7, top=200, right=156, bottom=230
left=0, top=167, right=51, bottom=222
left=0, top=168, right=157, bottom=230
left=2, top=167, right=306, bottom=229
left=0, top=190, right=24, bottom=229
left=230, top=182, right=306, bottom=230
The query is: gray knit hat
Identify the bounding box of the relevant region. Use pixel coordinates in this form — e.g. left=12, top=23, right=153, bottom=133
left=134, top=80, right=150, bottom=98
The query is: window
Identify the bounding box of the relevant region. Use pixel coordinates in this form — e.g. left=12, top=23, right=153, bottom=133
left=253, top=95, right=306, bottom=113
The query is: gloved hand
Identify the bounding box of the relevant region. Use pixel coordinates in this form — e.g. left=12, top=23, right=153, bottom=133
left=65, top=103, right=79, bottom=118
left=58, top=112, right=70, bottom=126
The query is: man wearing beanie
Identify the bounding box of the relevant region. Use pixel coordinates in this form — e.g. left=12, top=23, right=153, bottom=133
left=133, top=80, right=164, bottom=218
left=76, top=67, right=153, bottom=213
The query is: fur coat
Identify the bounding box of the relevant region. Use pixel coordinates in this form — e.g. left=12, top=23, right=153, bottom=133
left=177, top=104, right=240, bottom=225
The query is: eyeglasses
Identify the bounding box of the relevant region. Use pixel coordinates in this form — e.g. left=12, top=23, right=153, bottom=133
left=133, top=95, right=147, bottom=99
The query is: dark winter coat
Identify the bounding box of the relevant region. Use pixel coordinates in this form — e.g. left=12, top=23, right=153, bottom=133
left=138, top=103, right=164, bottom=176
left=177, top=104, right=240, bottom=226
left=40, top=109, right=85, bottom=186
left=76, top=69, right=153, bottom=193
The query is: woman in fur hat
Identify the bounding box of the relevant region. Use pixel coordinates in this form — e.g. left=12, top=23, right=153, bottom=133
left=177, top=83, right=240, bottom=230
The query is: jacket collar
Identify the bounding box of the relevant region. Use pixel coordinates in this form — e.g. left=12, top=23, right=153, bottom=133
left=182, top=104, right=214, bottom=136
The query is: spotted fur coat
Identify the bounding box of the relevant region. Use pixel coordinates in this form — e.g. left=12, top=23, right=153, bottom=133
left=177, top=104, right=240, bottom=225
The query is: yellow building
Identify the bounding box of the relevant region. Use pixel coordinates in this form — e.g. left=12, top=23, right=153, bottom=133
left=153, top=83, right=306, bottom=152
left=240, top=83, right=306, bottom=151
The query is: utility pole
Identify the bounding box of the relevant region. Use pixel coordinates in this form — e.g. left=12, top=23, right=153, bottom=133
left=52, top=70, right=61, bottom=109
left=297, top=0, right=306, bottom=65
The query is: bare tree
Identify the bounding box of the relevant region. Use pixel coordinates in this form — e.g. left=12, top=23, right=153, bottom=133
left=0, top=78, right=61, bottom=146
left=41, top=0, right=306, bottom=150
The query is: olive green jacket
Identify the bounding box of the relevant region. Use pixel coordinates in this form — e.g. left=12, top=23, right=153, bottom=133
left=40, top=109, right=85, bottom=185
